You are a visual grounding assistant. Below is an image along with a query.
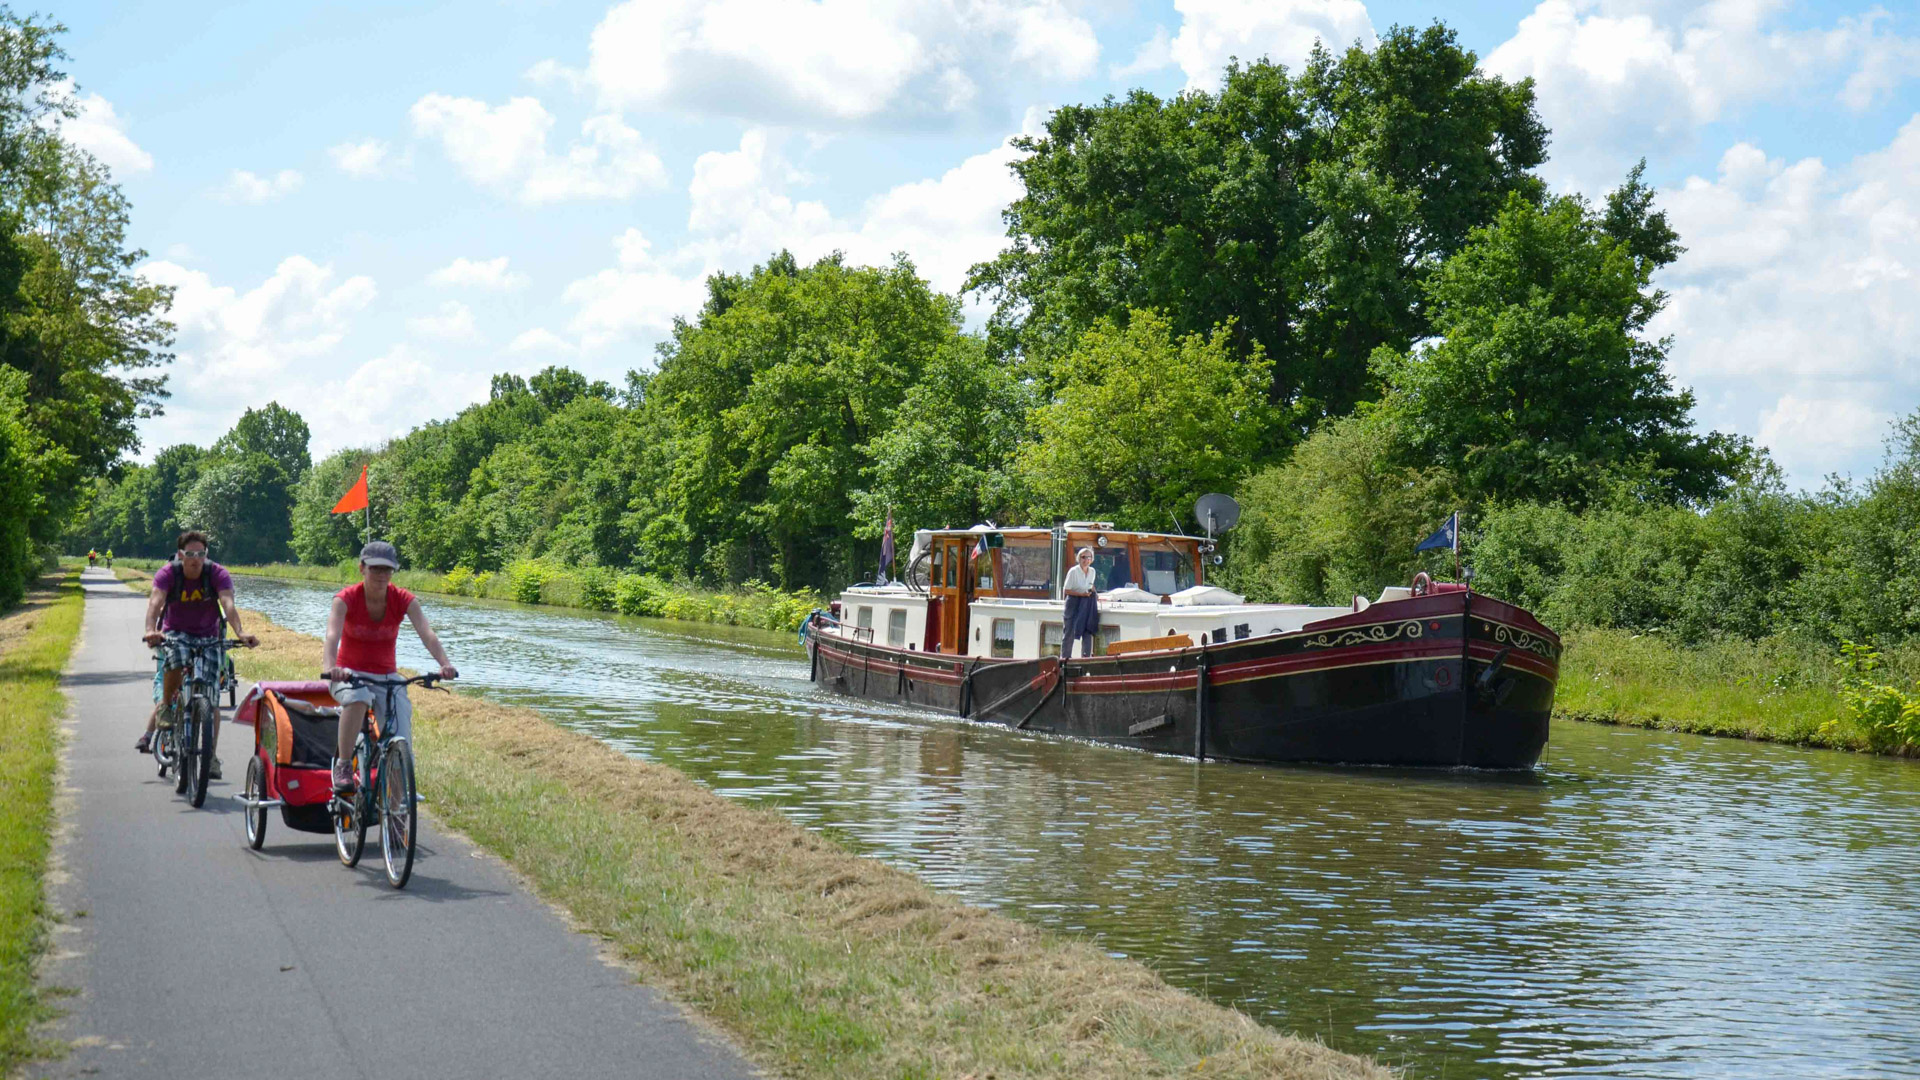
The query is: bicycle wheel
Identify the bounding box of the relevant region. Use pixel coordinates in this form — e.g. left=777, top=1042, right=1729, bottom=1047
left=173, top=704, right=193, bottom=795
left=333, top=742, right=367, bottom=867
left=187, top=695, right=214, bottom=808
left=153, top=722, right=176, bottom=778
left=378, top=739, right=417, bottom=889
left=243, top=755, right=268, bottom=850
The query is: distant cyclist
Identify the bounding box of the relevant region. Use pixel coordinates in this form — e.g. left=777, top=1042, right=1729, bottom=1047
left=320, top=541, right=458, bottom=793
left=138, top=532, right=259, bottom=774
left=103, top=548, right=113, bottom=568
left=87, top=549, right=97, bottom=567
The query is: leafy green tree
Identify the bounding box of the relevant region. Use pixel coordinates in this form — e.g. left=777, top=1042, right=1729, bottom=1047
left=970, top=23, right=1545, bottom=428
left=290, top=448, right=371, bottom=564
left=647, top=251, right=962, bottom=589
left=1371, top=187, right=1747, bottom=507
left=851, top=336, right=1033, bottom=545
left=175, top=453, right=293, bottom=565
left=0, top=366, right=59, bottom=601
left=1016, top=309, right=1275, bottom=531
left=211, top=402, right=311, bottom=481
left=1224, top=410, right=1458, bottom=605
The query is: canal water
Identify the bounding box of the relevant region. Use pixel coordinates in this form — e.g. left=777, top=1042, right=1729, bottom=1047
left=238, top=575, right=1920, bottom=1080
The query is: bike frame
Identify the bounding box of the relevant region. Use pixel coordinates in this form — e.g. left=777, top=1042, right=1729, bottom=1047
left=331, top=674, right=441, bottom=819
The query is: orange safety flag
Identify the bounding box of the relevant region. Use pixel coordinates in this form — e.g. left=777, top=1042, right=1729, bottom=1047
left=331, top=465, right=369, bottom=514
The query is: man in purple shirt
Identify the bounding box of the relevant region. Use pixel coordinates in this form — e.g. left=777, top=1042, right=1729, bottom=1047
left=137, top=531, right=258, bottom=772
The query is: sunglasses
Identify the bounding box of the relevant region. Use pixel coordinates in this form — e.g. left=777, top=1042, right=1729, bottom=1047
left=180, top=549, right=207, bottom=559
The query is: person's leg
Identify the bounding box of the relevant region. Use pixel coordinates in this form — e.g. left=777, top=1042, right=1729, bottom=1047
left=334, top=700, right=367, bottom=789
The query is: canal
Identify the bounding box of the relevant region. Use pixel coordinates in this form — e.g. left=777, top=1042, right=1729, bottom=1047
left=239, top=575, right=1920, bottom=1080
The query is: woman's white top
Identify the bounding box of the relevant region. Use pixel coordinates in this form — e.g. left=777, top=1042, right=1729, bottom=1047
left=1063, top=564, right=1096, bottom=595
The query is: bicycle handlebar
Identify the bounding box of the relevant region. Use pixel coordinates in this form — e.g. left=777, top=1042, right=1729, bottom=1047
left=326, top=672, right=451, bottom=690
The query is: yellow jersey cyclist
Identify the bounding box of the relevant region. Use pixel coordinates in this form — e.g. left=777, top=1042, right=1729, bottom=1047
left=138, top=531, right=259, bottom=776
left=321, top=541, right=458, bottom=793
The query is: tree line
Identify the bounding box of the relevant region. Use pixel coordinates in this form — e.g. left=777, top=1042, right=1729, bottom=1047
left=0, top=12, right=172, bottom=607
left=68, top=22, right=1916, bottom=650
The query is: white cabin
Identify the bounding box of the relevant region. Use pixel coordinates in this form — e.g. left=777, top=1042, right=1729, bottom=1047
left=827, top=524, right=1415, bottom=661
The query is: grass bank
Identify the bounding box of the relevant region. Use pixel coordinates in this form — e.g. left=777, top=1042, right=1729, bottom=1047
left=225, top=609, right=1385, bottom=1080
left=100, top=556, right=821, bottom=634
left=1556, top=628, right=1920, bottom=755
left=0, top=571, right=83, bottom=1072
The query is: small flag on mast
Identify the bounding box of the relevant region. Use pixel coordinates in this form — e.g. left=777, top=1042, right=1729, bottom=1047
left=331, top=465, right=369, bottom=515
left=1414, top=512, right=1458, bottom=553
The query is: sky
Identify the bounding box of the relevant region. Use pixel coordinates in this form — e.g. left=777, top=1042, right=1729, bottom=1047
left=47, top=0, right=1920, bottom=491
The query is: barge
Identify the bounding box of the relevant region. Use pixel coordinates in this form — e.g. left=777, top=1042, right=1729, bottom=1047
left=804, top=522, right=1558, bottom=768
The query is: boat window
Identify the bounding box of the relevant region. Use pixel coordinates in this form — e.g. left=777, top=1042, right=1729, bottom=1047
left=887, top=609, right=907, bottom=647
left=1234, top=623, right=1250, bottom=640
left=1000, top=542, right=1053, bottom=591
left=1040, top=622, right=1063, bottom=657
left=1138, top=541, right=1196, bottom=595
left=857, top=606, right=873, bottom=630
left=1094, top=623, right=1121, bottom=654
left=991, top=618, right=1015, bottom=658
left=930, top=545, right=944, bottom=589
left=976, top=549, right=994, bottom=591
left=1092, top=548, right=1133, bottom=591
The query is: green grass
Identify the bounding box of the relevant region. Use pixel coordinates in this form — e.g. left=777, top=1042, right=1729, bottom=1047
left=230, top=612, right=1388, bottom=1080
left=1556, top=627, right=1920, bottom=754
left=0, top=571, right=83, bottom=1071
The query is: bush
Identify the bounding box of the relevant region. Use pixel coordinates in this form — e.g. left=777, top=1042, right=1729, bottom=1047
left=443, top=566, right=475, bottom=595
left=613, top=573, right=669, bottom=617
left=506, top=559, right=550, bottom=605
left=1833, top=641, right=1920, bottom=753
left=578, top=567, right=617, bottom=611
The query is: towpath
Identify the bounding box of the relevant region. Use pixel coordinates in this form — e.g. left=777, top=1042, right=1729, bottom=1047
left=31, top=568, right=760, bottom=1079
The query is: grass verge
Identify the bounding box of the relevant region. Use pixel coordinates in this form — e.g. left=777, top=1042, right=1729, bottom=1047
left=1555, top=627, right=1920, bottom=754
left=0, top=571, right=83, bottom=1072
left=227, top=609, right=1387, bottom=1080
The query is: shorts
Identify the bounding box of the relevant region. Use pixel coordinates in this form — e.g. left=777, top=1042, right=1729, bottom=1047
left=328, top=670, right=413, bottom=741
left=151, top=635, right=221, bottom=702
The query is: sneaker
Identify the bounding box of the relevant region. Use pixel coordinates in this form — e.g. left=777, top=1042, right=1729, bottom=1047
left=135, top=734, right=151, bottom=753
left=331, top=761, right=356, bottom=793
left=208, top=756, right=223, bottom=780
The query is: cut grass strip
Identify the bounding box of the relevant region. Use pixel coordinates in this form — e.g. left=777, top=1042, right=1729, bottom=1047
left=0, top=572, right=83, bottom=1072
left=229, top=610, right=1388, bottom=1080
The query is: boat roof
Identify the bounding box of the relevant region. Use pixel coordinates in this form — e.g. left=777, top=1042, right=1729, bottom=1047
left=915, top=524, right=1207, bottom=545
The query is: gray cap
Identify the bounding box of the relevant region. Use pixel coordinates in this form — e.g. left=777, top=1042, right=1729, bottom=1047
left=359, top=540, right=400, bottom=568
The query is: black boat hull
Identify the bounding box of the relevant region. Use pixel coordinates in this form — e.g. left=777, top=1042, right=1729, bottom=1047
left=808, top=591, right=1557, bottom=769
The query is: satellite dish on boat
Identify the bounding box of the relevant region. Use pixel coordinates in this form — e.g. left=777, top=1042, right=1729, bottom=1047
left=1194, top=493, right=1241, bottom=537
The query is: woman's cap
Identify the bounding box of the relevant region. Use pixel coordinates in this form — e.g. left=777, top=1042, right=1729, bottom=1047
left=359, top=540, right=400, bottom=568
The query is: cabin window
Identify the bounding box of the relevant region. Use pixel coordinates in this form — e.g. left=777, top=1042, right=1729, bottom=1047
left=1138, top=542, right=1196, bottom=596
left=1094, top=623, right=1122, bottom=654
left=887, top=609, right=908, bottom=647
left=991, top=618, right=1015, bottom=658
left=1001, top=542, right=1053, bottom=591
left=1091, top=548, right=1133, bottom=591
left=976, top=550, right=994, bottom=591
left=1210, top=626, right=1226, bottom=644
left=930, top=545, right=944, bottom=588
left=1041, top=622, right=1063, bottom=657
left=856, top=606, right=873, bottom=632
left=1234, top=623, right=1250, bottom=640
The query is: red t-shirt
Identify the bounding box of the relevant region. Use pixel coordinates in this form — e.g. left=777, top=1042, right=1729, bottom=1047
left=334, top=583, right=416, bottom=675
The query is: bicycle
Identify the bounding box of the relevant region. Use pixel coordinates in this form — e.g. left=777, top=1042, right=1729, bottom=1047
left=152, top=633, right=244, bottom=808
left=326, top=672, right=447, bottom=889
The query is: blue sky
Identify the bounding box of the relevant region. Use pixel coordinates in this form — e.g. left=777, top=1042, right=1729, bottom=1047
left=49, top=0, right=1920, bottom=489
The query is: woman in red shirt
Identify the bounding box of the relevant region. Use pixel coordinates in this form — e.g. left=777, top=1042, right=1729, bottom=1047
left=321, top=540, right=458, bottom=792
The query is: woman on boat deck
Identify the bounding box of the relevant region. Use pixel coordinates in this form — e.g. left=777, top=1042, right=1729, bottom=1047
left=1062, top=547, right=1100, bottom=659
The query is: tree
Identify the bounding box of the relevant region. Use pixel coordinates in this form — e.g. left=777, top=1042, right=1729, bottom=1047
left=646, top=251, right=963, bottom=589
left=969, top=23, right=1545, bottom=430
left=1370, top=187, right=1748, bottom=507
left=175, top=453, right=294, bottom=565
left=0, top=366, right=60, bottom=601
left=1225, top=410, right=1459, bottom=605
left=211, top=401, right=311, bottom=481
left=1015, top=309, right=1276, bottom=531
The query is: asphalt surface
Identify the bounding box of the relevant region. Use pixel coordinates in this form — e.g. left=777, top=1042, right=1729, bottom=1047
left=33, top=568, right=761, bottom=1079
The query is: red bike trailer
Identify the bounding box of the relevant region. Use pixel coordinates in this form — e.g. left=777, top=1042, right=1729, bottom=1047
left=233, top=680, right=353, bottom=844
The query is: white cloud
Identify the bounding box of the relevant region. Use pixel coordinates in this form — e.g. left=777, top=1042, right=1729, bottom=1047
left=558, top=119, right=1034, bottom=350
left=132, top=256, right=379, bottom=454
left=409, top=93, right=667, bottom=203
left=1113, top=26, right=1174, bottom=79
left=50, top=82, right=152, bottom=174
left=328, top=138, right=390, bottom=178
left=1652, top=117, right=1920, bottom=484
left=1168, top=0, right=1374, bottom=90
left=220, top=168, right=303, bottom=203
left=407, top=300, right=480, bottom=341
left=579, top=0, right=1096, bottom=125
left=508, top=327, right=578, bottom=354
left=426, top=256, right=529, bottom=291
left=1486, top=0, right=1920, bottom=191
left=315, top=345, right=493, bottom=459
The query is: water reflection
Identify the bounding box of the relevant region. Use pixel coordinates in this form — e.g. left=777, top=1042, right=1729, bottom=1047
left=238, top=575, right=1920, bottom=1080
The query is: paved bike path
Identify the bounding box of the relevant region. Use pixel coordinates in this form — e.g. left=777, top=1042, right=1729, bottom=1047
left=34, top=569, right=760, bottom=1079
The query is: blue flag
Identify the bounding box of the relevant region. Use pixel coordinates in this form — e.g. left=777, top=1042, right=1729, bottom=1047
left=1415, top=512, right=1457, bottom=553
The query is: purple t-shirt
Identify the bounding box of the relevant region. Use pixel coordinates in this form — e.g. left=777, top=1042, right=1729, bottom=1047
left=153, top=561, right=234, bottom=638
